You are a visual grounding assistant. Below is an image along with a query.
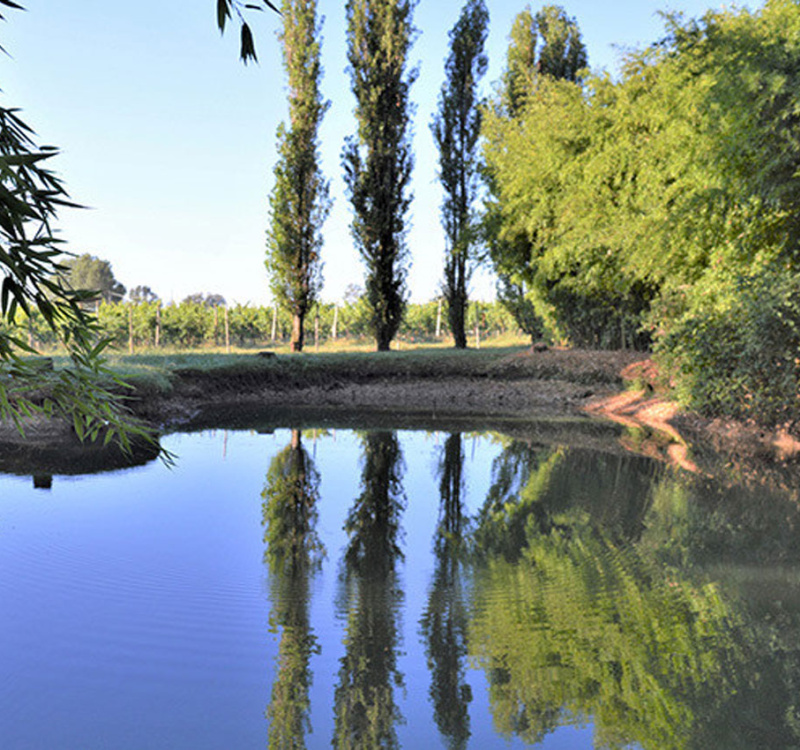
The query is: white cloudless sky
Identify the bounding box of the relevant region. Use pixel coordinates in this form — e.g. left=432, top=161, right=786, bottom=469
left=1, top=0, right=763, bottom=306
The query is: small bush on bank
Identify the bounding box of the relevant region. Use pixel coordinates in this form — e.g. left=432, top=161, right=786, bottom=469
left=658, top=270, right=800, bottom=428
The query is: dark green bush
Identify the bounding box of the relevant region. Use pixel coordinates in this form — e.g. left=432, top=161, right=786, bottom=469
left=658, top=270, right=800, bottom=427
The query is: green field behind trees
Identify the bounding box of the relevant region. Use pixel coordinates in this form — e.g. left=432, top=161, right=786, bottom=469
left=5, top=296, right=524, bottom=354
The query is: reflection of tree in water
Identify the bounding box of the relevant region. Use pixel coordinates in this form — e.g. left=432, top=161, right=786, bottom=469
left=469, top=442, right=800, bottom=749
left=473, top=441, right=564, bottom=561
left=640, top=472, right=800, bottom=749
left=262, top=429, right=324, bottom=750
left=420, top=433, right=472, bottom=750
left=471, top=526, right=747, bottom=749
left=334, top=431, right=406, bottom=750
left=474, top=440, right=660, bottom=561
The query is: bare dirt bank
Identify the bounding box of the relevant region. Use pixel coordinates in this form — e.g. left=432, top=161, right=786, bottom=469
left=582, top=362, right=800, bottom=472
left=5, top=347, right=799, bottom=476
left=131, top=346, right=800, bottom=468
left=135, top=347, right=649, bottom=428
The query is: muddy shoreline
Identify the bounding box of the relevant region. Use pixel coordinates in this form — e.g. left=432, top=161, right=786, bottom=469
left=131, top=347, right=646, bottom=430
left=138, top=376, right=614, bottom=430
left=2, top=348, right=798, bottom=475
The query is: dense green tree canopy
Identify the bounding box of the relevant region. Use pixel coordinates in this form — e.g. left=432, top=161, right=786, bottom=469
left=127, top=285, right=158, bottom=303
left=484, top=5, right=589, bottom=345
left=60, top=253, right=126, bottom=304
left=484, top=0, right=800, bottom=420
left=181, top=291, right=226, bottom=307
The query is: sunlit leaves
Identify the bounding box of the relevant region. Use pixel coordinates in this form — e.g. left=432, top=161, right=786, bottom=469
left=484, top=1, right=800, bottom=364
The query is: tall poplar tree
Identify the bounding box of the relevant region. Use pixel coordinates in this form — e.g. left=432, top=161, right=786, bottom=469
left=266, top=0, right=330, bottom=352
left=432, top=0, right=489, bottom=349
left=343, top=0, right=418, bottom=352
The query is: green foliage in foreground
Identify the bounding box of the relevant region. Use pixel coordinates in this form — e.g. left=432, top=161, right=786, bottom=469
left=658, top=270, right=800, bottom=427
left=483, top=0, right=800, bottom=424
left=0, top=8, right=154, bottom=451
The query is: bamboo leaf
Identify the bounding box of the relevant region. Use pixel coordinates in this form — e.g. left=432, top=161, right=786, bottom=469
left=240, top=22, right=257, bottom=64
left=217, top=0, right=230, bottom=33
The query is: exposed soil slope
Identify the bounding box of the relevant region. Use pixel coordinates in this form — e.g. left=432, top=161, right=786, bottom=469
left=133, top=347, right=650, bottom=427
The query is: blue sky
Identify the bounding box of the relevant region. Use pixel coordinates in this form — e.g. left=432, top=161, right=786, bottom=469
left=2, top=1, right=763, bottom=306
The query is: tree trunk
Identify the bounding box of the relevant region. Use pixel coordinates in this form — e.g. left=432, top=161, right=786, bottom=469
left=449, top=296, right=467, bottom=349
left=292, top=312, right=305, bottom=352
left=224, top=306, right=230, bottom=353
left=376, top=328, right=392, bottom=352
left=128, top=305, right=134, bottom=355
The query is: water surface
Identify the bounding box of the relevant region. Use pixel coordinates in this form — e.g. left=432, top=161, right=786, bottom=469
left=2, top=424, right=800, bottom=749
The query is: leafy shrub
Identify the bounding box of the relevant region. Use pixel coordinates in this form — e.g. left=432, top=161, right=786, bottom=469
left=658, top=270, right=800, bottom=427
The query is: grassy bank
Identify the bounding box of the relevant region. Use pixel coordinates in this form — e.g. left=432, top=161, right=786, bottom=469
left=94, top=344, right=641, bottom=400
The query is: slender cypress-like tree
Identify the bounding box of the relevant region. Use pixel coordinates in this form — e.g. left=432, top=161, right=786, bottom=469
left=266, top=0, right=330, bottom=352
left=343, top=0, right=418, bottom=352
left=432, top=0, right=489, bottom=349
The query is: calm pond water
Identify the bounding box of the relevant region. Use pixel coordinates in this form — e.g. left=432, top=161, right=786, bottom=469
left=2, top=422, right=800, bottom=749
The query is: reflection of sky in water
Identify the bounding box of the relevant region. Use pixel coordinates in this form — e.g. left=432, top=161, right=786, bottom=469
left=2, top=426, right=795, bottom=748
left=0, top=428, right=606, bottom=748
